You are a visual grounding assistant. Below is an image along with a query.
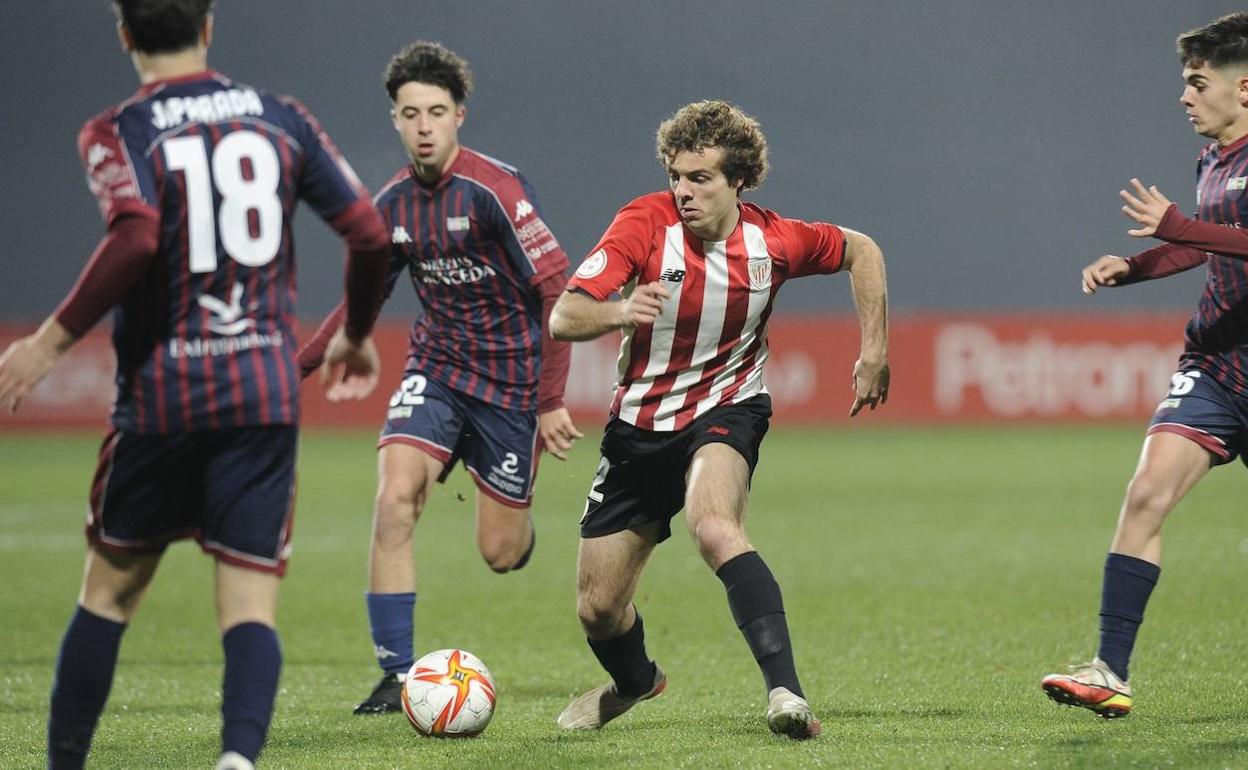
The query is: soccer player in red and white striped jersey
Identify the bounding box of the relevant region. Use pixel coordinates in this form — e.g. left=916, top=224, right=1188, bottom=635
left=550, top=100, right=889, bottom=738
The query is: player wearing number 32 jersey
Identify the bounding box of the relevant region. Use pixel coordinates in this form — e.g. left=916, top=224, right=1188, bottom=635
left=0, top=2, right=389, bottom=769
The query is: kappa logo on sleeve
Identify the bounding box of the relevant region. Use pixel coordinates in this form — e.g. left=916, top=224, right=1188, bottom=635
left=514, top=199, right=534, bottom=222
left=86, top=143, right=113, bottom=171
left=575, top=249, right=608, bottom=279
left=392, top=226, right=412, bottom=244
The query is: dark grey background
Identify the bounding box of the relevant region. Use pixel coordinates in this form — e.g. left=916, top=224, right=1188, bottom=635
left=1, top=1, right=1236, bottom=320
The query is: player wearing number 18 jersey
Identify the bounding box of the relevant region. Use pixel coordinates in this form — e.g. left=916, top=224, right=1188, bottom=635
left=0, top=2, right=389, bottom=768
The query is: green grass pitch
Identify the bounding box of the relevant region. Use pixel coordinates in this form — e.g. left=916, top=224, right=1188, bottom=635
left=2, top=425, right=1248, bottom=768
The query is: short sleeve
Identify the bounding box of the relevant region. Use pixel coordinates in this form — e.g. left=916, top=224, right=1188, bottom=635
left=280, top=96, right=370, bottom=221
left=77, top=116, right=159, bottom=228
left=774, top=215, right=845, bottom=278
left=566, top=199, right=654, bottom=299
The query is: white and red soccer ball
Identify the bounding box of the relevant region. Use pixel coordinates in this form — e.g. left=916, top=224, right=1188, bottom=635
left=401, top=649, right=496, bottom=737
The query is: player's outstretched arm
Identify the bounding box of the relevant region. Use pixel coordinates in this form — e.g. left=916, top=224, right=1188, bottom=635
left=0, top=318, right=75, bottom=413
left=841, top=228, right=889, bottom=417
left=548, top=282, right=670, bottom=342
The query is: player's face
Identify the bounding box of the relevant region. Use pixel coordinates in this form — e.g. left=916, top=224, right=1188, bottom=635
left=1180, top=62, right=1248, bottom=144
left=667, top=147, right=741, bottom=241
left=391, top=82, right=465, bottom=179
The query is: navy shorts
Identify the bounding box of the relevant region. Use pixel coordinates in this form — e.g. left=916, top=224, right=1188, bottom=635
left=579, top=394, right=772, bottom=543
left=378, top=372, right=539, bottom=508
left=1148, top=369, right=1248, bottom=465
left=87, top=425, right=298, bottom=575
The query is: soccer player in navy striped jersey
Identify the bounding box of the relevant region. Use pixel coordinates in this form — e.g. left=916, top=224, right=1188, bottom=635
left=297, top=41, right=580, bottom=715
left=1043, top=13, right=1248, bottom=719
left=0, top=2, right=390, bottom=768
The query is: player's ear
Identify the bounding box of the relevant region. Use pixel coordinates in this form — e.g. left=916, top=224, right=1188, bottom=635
left=455, top=104, right=466, bottom=128
left=201, top=13, right=214, bottom=49
left=116, top=20, right=135, bottom=54
left=390, top=107, right=401, bottom=132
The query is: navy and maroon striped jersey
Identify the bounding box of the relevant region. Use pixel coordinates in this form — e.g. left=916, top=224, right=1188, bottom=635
left=1176, top=133, right=1248, bottom=394
left=76, top=70, right=373, bottom=433
left=373, top=148, right=569, bottom=410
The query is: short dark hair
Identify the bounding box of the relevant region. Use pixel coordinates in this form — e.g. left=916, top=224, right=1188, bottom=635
left=656, top=100, right=769, bottom=190
left=112, top=0, right=213, bottom=55
left=383, top=41, right=474, bottom=103
left=1178, top=13, right=1248, bottom=69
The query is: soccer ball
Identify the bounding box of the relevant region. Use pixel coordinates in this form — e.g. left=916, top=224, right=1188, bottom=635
left=400, top=649, right=497, bottom=737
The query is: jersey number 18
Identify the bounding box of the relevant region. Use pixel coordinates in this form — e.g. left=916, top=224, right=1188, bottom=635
left=164, top=130, right=282, bottom=273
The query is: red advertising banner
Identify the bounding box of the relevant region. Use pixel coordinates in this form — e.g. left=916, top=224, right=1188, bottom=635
left=0, top=313, right=1189, bottom=430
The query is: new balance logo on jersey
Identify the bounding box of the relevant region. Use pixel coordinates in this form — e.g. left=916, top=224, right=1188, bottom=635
left=1229, top=176, right=1248, bottom=191
left=659, top=268, right=686, bottom=284
left=197, top=282, right=256, bottom=336
left=514, top=199, right=534, bottom=222
left=392, top=226, right=412, bottom=244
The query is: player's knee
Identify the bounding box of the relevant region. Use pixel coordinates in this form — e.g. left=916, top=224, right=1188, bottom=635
left=575, top=595, right=626, bottom=637
left=1122, top=472, right=1178, bottom=520
left=687, top=513, right=745, bottom=562
left=374, top=484, right=426, bottom=545
left=478, top=532, right=525, bottom=573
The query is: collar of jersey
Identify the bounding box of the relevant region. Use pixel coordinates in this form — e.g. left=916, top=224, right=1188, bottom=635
left=408, top=146, right=468, bottom=194
left=136, top=68, right=225, bottom=96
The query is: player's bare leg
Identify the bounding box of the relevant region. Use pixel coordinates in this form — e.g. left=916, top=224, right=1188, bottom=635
left=1043, top=431, right=1211, bottom=717
left=1109, top=432, right=1210, bottom=564
left=474, top=493, right=534, bottom=573
left=355, top=443, right=443, bottom=715
left=558, top=523, right=666, bottom=730
left=214, top=561, right=281, bottom=769
left=685, top=443, right=820, bottom=739
left=49, top=546, right=161, bottom=768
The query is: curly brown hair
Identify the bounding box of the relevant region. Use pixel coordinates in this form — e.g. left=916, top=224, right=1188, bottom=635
left=384, top=41, right=474, bottom=103
left=655, top=100, right=769, bottom=190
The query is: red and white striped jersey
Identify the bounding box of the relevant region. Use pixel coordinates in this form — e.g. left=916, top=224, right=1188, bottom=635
left=567, top=191, right=845, bottom=431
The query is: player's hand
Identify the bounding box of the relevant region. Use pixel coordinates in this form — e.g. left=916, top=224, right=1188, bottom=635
left=1080, top=255, right=1130, bottom=294
left=1121, top=178, right=1173, bottom=238
left=618, top=282, right=670, bottom=329
left=319, top=329, right=380, bottom=402
left=0, top=329, right=67, bottom=413
left=538, top=407, right=583, bottom=461
left=850, top=357, right=889, bottom=417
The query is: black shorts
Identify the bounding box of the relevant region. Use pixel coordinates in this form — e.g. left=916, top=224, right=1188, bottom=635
left=579, top=395, right=772, bottom=543
left=87, top=425, right=298, bottom=575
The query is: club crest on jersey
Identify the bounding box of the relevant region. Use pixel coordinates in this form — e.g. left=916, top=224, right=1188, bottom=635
left=1228, top=176, right=1248, bottom=191
left=747, top=257, right=772, bottom=291
left=576, top=249, right=608, bottom=279
left=392, top=226, right=413, bottom=244
left=447, top=216, right=470, bottom=232
left=514, top=199, right=534, bottom=222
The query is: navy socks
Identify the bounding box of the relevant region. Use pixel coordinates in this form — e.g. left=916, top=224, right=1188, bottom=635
left=366, top=592, right=416, bottom=675
left=221, top=622, right=281, bottom=763
left=1097, top=552, right=1161, bottom=681
left=48, top=607, right=126, bottom=770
